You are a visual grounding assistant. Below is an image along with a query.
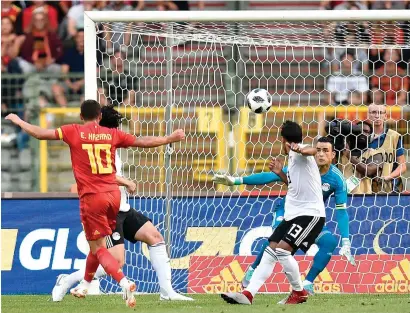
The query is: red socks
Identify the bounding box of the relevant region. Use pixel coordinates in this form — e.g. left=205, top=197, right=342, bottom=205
left=84, top=252, right=100, bottom=283
left=95, top=248, right=125, bottom=283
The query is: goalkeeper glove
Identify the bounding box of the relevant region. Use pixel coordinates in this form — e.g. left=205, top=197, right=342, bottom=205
left=212, top=174, right=243, bottom=186
left=339, top=238, right=356, bottom=266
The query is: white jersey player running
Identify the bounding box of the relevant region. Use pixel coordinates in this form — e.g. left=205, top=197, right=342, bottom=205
left=52, top=105, right=192, bottom=302
left=221, top=120, right=325, bottom=305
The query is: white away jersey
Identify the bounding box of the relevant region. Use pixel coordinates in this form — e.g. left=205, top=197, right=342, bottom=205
left=284, top=145, right=326, bottom=220
left=115, top=152, right=131, bottom=212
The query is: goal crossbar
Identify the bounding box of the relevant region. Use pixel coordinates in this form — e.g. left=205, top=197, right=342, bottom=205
left=85, top=9, right=410, bottom=22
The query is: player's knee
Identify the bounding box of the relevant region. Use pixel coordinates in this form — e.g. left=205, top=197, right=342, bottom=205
left=317, top=232, right=338, bottom=253
left=136, top=222, right=164, bottom=245
left=89, top=238, right=106, bottom=254
left=145, top=230, right=164, bottom=246
left=268, top=241, right=278, bottom=250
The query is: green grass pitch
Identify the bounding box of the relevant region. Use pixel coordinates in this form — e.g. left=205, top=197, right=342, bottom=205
left=2, top=294, right=409, bottom=313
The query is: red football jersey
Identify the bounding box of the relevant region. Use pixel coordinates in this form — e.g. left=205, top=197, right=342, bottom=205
left=55, top=122, right=135, bottom=197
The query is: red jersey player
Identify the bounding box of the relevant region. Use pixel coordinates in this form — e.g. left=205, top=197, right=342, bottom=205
left=5, top=100, right=185, bottom=307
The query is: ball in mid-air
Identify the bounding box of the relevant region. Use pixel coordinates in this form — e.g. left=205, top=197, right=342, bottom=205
left=246, top=88, right=272, bottom=114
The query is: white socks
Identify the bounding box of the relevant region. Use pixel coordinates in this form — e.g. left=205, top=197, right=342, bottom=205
left=119, top=277, right=128, bottom=288
left=149, top=241, right=174, bottom=296
left=65, top=241, right=174, bottom=296
left=275, top=248, right=303, bottom=291
left=245, top=246, right=303, bottom=296
left=245, top=246, right=278, bottom=296
left=65, top=265, right=106, bottom=288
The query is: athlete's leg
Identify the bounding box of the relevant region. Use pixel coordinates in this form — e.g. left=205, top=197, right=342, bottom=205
left=243, top=221, right=285, bottom=297
left=76, top=192, right=135, bottom=307
left=131, top=218, right=192, bottom=300
left=242, top=199, right=285, bottom=287
left=244, top=216, right=324, bottom=304
left=303, top=230, right=338, bottom=294
left=241, top=241, right=268, bottom=288
left=134, top=221, right=164, bottom=245
left=84, top=193, right=124, bottom=285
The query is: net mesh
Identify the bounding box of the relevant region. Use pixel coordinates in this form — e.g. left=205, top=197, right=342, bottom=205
left=100, top=21, right=410, bottom=48
left=96, top=20, right=409, bottom=294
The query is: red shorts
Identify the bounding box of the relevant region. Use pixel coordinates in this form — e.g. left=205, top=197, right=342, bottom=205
left=79, top=190, right=121, bottom=241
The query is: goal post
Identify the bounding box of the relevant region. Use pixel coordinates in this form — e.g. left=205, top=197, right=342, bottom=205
left=83, top=10, right=410, bottom=295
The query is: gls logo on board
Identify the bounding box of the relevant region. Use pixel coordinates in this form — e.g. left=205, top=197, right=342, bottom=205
left=1, top=229, right=88, bottom=271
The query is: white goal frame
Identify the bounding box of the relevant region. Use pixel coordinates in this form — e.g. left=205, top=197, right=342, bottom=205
left=83, top=9, right=410, bottom=101
left=84, top=9, right=410, bottom=295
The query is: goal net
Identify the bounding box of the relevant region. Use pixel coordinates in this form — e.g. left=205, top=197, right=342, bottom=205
left=84, top=10, right=410, bottom=295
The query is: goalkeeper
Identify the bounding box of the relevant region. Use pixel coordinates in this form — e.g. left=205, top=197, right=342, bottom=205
left=52, top=105, right=192, bottom=302
left=213, top=136, right=355, bottom=295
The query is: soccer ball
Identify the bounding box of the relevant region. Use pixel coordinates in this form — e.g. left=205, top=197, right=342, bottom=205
left=246, top=88, right=272, bottom=114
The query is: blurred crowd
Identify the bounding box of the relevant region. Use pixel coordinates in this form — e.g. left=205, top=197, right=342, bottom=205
left=321, top=0, right=410, bottom=110
left=1, top=0, right=202, bottom=149
left=320, top=1, right=410, bottom=194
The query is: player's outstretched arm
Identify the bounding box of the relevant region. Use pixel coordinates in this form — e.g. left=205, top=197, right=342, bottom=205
left=212, top=168, right=288, bottom=186
left=287, top=142, right=317, bottom=156
left=132, top=129, right=185, bottom=148
left=116, top=176, right=136, bottom=195
left=5, top=114, right=57, bottom=140
left=269, top=158, right=288, bottom=184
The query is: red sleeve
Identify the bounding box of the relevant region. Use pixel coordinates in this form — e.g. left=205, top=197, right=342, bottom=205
left=55, top=124, right=74, bottom=145
left=47, top=6, right=59, bottom=32
left=22, top=8, right=31, bottom=33
left=114, top=129, right=136, bottom=148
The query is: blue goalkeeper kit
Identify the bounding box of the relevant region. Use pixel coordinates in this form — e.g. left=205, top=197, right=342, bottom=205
left=242, top=165, right=349, bottom=283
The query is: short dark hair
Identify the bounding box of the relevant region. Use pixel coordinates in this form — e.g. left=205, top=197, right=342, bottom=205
left=356, top=120, right=373, bottom=134
left=81, top=99, right=101, bottom=121
left=281, top=120, right=302, bottom=143
left=316, top=136, right=335, bottom=151
left=99, top=105, right=123, bottom=129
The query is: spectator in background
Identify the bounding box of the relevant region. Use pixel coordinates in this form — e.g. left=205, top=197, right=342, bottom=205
left=324, top=1, right=369, bottom=69
left=367, top=0, right=409, bottom=9
left=102, top=1, right=144, bottom=53
left=333, top=3, right=370, bottom=46
left=2, top=16, right=25, bottom=129
left=1, top=17, right=24, bottom=73
left=52, top=30, right=84, bottom=107
left=58, top=0, right=73, bottom=15
left=371, top=21, right=404, bottom=47
left=367, top=103, right=406, bottom=193
left=319, top=0, right=345, bottom=10
left=328, top=47, right=369, bottom=74
left=157, top=0, right=189, bottom=11
left=334, top=0, right=368, bottom=10
left=326, top=50, right=369, bottom=106
left=157, top=1, right=204, bottom=11
left=67, top=1, right=96, bottom=38
left=22, top=0, right=58, bottom=34
left=98, top=50, right=137, bottom=107
left=1, top=0, right=22, bottom=23
left=16, top=8, right=63, bottom=73
left=371, top=49, right=409, bottom=107
left=339, top=121, right=376, bottom=194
